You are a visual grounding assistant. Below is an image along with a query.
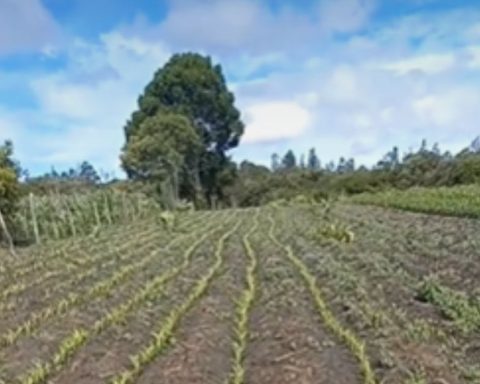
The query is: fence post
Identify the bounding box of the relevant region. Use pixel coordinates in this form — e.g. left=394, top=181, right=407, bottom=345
left=29, top=193, right=40, bottom=244
left=0, top=207, right=16, bottom=257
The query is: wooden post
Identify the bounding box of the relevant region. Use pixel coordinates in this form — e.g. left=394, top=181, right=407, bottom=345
left=29, top=193, right=40, bottom=244
left=0, top=207, right=17, bottom=257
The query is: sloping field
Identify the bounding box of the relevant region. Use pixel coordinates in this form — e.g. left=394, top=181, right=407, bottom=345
left=0, top=204, right=479, bottom=384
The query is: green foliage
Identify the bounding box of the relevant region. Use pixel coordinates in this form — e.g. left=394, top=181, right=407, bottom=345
left=312, top=220, right=355, bottom=243
left=123, top=52, right=244, bottom=206
left=0, top=141, right=21, bottom=243
left=0, top=168, right=20, bottom=219
left=158, top=211, right=176, bottom=231
left=351, top=185, right=480, bottom=218
left=417, top=279, right=480, bottom=333
left=122, top=112, right=200, bottom=181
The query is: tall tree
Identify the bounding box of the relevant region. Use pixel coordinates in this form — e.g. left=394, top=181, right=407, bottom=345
left=122, top=53, right=244, bottom=206
left=307, top=147, right=320, bottom=171
left=282, top=150, right=297, bottom=170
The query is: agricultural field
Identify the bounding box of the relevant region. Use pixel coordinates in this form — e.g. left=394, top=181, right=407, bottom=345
left=0, top=202, right=479, bottom=384
left=350, top=185, right=480, bottom=218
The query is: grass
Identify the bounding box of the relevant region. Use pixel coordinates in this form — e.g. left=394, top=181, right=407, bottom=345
left=350, top=184, right=480, bottom=218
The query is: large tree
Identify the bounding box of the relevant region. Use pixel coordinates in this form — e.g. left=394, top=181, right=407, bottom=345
left=122, top=53, right=244, bottom=206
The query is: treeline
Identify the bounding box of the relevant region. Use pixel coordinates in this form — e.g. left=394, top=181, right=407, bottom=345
left=228, top=138, right=480, bottom=207
left=23, top=161, right=105, bottom=194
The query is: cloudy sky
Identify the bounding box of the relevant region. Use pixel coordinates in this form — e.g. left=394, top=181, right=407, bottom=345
left=1, top=0, right=480, bottom=175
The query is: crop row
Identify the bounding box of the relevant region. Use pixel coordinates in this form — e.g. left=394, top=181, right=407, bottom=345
left=17, top=212, right=235, bottom=384
left=0, top=210, right=211, bottom=284
left=0, top=215, right=156, bottom=278
left=286, top=204, right=479, bottom=382
left=0, top=227, right=160, bottom=313
left=0, top=211, right=215, bottom=314
left=267, top=209, right=377, bottom=384
left=0, top=220, right=156, bottom=287
left=109, top=216, right=243, bottom=384
left=332, top=206, right=480, bottom=337
left=229, top=209, right=260, bottom=384
left=0, top=212, right=228, bottom=349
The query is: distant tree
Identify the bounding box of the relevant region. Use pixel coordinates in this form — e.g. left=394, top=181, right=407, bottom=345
left=377, top=146, right=400, bottom=171
left=420, top=138, right=428, bottom=153
left=345, top=158, right=355, bottom=172
left=78, top=161, right=101, bottom=184
left=49, top=167, right=59, bottom=180
left=282, top=150, right=297, bottom=169
left=326, top=161, right=336, bottom=172
left=299, top=154, right=306, bottom=169
left=337, top=157, right=347, bottom=173
left=307, top=148, right=320, bottom=171
left=271, top=153, right=280, bottom=171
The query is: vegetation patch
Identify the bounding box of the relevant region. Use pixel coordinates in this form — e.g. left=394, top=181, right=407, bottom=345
left=417, top=279, right=480, bottom=333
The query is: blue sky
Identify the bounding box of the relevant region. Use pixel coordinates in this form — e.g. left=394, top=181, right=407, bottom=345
left=1, top=0, right=480, bottom=176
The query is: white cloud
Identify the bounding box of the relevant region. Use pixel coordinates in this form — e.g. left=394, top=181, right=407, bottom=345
left=325, top=65, right=359, bottom=102
left=242, top=102, right=311, bottom=144
left=379, top=53, right=456, bottom=75
left=0, top=0, right=60, bottom=55
left=317, top=0, right=376, bottom=34
left=122, top=0, right=377, bottom=56
left=413, top=88, right=480, bottom=129
left=466, top=46, right=480, bottom=69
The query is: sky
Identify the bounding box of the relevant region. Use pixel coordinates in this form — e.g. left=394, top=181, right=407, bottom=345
left=1, top=0, right=480, bottom=176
